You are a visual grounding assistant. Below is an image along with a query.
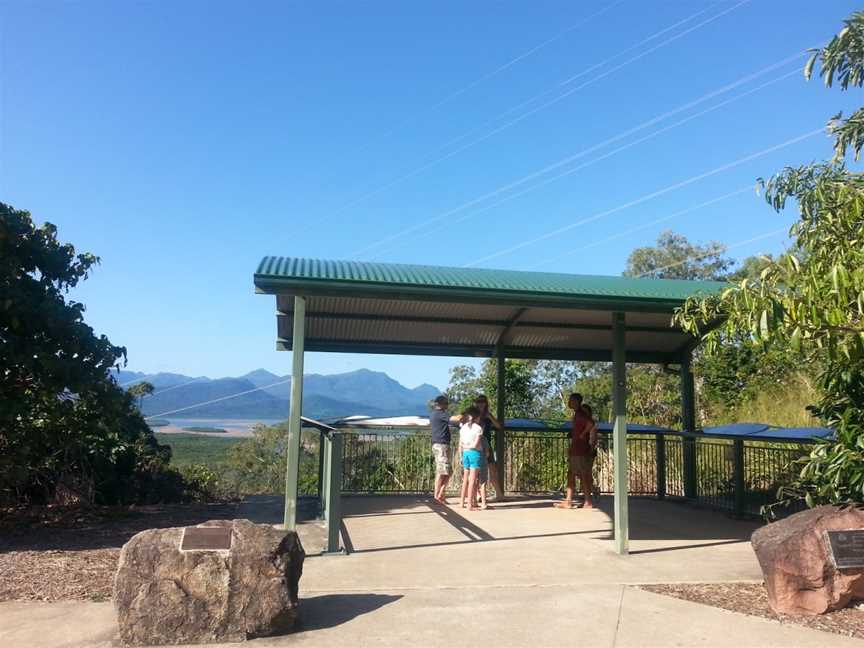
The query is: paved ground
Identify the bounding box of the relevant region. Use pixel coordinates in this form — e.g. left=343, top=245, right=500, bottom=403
left=0, top=496, right=858, bottom=647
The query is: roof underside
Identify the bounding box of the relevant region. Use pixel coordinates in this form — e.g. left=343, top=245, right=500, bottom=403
left=254, top=257, right=727, bottom=364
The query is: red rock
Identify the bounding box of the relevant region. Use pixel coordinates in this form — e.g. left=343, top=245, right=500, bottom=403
left=751, top=505, right=864, bottom=615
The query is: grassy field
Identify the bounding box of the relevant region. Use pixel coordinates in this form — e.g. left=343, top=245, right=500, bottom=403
left=155, top=433, right=243, bottom=468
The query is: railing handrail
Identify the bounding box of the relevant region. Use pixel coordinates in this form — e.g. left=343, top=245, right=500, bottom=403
left=333, top=425, right=823, bottom=445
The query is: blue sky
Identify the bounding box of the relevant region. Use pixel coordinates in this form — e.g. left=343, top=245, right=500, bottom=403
left=2, top=0, right=860, bottom=390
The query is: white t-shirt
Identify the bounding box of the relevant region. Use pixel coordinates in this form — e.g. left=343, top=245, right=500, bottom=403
left=459, top=422, right=483, bottom=450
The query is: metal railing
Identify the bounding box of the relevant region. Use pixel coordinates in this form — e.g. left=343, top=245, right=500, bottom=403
left=332, top=427, right=815, bottom=518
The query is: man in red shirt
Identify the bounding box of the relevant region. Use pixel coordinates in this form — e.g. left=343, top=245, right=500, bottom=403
left=554, top=393, right=597, bottom=510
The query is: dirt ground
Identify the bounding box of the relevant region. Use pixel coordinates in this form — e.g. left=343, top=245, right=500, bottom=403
left=0, top=503, right=240, bottom=602
left=641, top=583, right=864, bottom=640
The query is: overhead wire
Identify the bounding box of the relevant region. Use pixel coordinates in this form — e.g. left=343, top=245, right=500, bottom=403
left=372, top=0, right=628, bottom=142
left=526, top=186, right=754, bottom=270
left=354, top=54, right=803, bottom=260
left=317, top=1, right=749, bottom=236
left=463, top=127, right=824, bottom=267
left=144, top=379, right=292, bottom=420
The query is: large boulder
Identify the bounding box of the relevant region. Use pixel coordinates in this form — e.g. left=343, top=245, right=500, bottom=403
left=114, top=519, right=304, bottom=645
left=751, top=505, right=864, bottom=615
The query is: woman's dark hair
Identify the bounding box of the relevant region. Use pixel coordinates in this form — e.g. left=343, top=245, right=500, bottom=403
left=434, top=395, right=449, bottom=407
left=570, top=393, right=583, bottom=404
left=462, top=406, right=481, bottom=418
left=582, top=404, right=593, bottom=418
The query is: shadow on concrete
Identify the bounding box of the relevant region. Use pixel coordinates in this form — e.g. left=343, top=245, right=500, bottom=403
left=585, top=497, right=761, bottom=542
left=347, top=529, right=608, bottom=554
left=427, top=502, right=494, bottom=541
left=296, top=593, right=402, bottom=631
left=628, top=538, right=750, bottom=555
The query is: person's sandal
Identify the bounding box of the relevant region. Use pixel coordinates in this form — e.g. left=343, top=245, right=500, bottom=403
left=553, top=500, right=575, bottom=509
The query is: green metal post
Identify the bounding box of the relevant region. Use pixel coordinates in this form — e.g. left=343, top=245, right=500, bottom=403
left=325, top=433, right=343, bottom=553
left=655, top=433, right=666, bottom=500
left=680, top=349, right=698, bottom=500
left=612, top=312, right=629, bottom=556
left=320, top=433, right=330, bottom=519
left=317, top=429, right=325, bottom=515
left=495, top=346, right=506, bottom=495
left=283, top=295, right=306, bottom=530
left=733, top=439, right=745, bottom=516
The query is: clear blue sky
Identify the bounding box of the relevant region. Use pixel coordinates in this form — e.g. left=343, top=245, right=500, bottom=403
left=2, top=1, right=860, bottom=390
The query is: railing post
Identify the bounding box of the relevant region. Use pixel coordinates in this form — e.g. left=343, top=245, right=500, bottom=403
left=324, top=432, right=343, bottom=554
left=733, top=438, right=745, bottom=517
left=655, top=433, right=666, bottom=500
left=684, top=435, right=698, bottom=500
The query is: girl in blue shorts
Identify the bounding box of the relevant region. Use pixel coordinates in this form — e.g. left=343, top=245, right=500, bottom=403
left=458, top=406, right=487, bottom=510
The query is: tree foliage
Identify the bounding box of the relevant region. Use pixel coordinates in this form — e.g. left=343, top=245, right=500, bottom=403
left=677, top=12, right=864, bottom=507
left=624, top=230, right=733, bottom=280
left=128, top=381, right=155, bottom=410
left=0, top=203, right=176, bottom=505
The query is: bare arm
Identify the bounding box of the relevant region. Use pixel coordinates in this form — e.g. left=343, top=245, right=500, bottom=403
left=588, top=422, right=598, bottom=448
left=487, top=413, right=504, bottom=431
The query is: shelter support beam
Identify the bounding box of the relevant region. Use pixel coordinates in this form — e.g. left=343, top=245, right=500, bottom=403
left=324, top=432, right=344, bottom=554
left=283, top=296, right=306, bottom=530
left=612, top=312, right=629, bottom=556
left=495, top=346, right=506, bottom=496
left=680, top=348, right=698, bottom=499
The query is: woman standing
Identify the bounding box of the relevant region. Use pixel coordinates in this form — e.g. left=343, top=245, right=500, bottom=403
left=474, top=395, right=506, bottom=502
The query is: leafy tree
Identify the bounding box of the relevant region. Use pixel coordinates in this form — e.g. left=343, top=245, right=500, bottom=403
left=676, top=12, right=864, bottom=507
left=624, top=230, right=734, bottom=280
left=445, top=359, right=539, bottom=418
left=128, top=381, right=155, bottom=410
left=0, top=203, right=173, bottom=504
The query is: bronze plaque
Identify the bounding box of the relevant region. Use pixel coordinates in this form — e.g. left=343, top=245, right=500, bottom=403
left=181, top=526, right=233, bottom=551
left=826, top=530, right=864, bottom=570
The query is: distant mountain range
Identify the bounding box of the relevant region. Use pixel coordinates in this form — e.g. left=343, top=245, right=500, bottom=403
left=115, top=368, right=440, bottom=420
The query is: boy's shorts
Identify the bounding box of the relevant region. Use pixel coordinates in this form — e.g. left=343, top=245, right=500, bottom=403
left=569, top=453, right=594, bottom=478
left=432, top=443, right=452, bottom=476
left=462, top=448, right=484, bottom=470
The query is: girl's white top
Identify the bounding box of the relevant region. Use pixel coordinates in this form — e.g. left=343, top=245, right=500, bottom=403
left=459, top=422, right=483, bottom=450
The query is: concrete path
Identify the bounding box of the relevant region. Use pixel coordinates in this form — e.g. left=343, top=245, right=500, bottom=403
left=1, top=586, right=857, bottom=648
left=0, top=496, right=858, bottom=647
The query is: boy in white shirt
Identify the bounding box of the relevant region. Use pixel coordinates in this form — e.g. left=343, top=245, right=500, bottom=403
left=458, top=406, right=487, bottom=510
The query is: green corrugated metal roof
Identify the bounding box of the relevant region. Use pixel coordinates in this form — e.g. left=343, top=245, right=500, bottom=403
left=254, top=256, right=726, bottom=308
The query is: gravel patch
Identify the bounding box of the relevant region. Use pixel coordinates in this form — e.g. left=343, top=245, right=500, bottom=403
left=641, top=582, right=864, bottom=640
left=0, top=503, right=239, bottom=602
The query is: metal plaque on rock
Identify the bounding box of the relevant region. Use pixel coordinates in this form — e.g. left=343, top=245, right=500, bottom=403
left=826, top=529, right=864, bottom=570
left=181, top=526, right=233, bottom=551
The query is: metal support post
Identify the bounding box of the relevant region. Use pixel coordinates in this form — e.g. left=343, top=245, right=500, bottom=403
left=733, top=439, right=745, bottom=516
left=324, top=433, right=344, bottom=554
left=283, top=295, right=306, bottom=530
left=612, top=312, right=629, bottom=556
left=495, top=346, right=506, bottom=495
left=655, top=433, right=666, bottom=500
left=680, top=348, right=698, bottom=500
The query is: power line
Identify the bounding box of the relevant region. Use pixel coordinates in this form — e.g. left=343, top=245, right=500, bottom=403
left=464, top=128, right=823, bottom=267
left=149, top=377, right=209, bottom=396
left=526, top=186, right=754, bottom=270
left=144, top=378, right=292, bottom=420
left=369, top=68, right=798, bottom=261
left=322, top=2, right=748, bottom=240
left=375, top=2, right=718, bottom=172
left=635, top=227, right=789, bottom=278
left=355, top=54, right=802, bottom=260
left=372, top=0, right=627, bottom=142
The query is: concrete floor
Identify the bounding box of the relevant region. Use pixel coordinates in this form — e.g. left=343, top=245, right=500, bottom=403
left=1, top=496, right=858, bottom=647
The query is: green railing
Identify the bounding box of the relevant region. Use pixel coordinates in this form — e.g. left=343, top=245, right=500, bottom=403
left=333, top=428, right=815, bottom=518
